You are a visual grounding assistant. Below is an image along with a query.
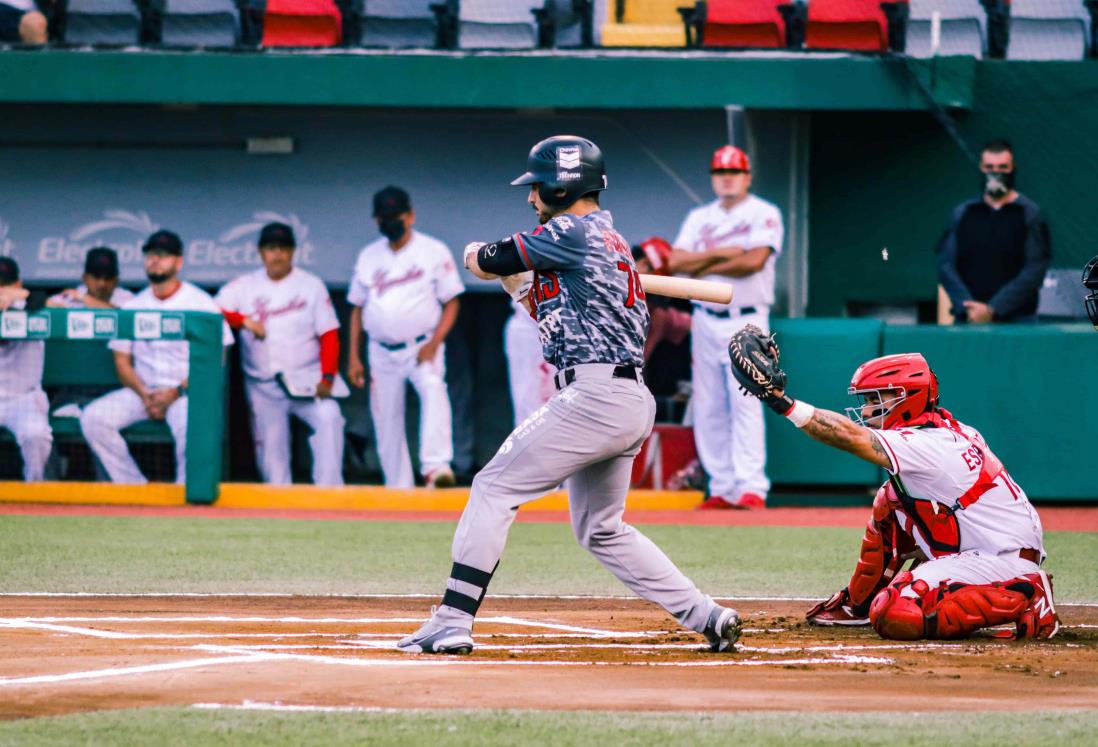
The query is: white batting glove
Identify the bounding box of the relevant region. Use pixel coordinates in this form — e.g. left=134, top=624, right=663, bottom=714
left=500, top=271, right=534, bottom=304
left=463, top=242, right=486, bottom=271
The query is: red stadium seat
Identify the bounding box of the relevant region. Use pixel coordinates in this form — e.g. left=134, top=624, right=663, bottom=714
left=805, top=0, right=901, bottom=52
left=703, top=0, right=787, bottom=49
left=261, top=0, right=342, bottom=48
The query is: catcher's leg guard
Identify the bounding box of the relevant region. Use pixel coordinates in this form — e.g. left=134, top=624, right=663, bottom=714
left=869, top=572, right=929, bottom=640
left=847, top=484, right=915, bottom=608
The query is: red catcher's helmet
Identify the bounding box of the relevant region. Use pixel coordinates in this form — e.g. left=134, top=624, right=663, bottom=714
left=847, top=353, right=939, bottom=430
left=710, top=145, right=751, bottom=172
left=638, top=236, right=672, bottom=275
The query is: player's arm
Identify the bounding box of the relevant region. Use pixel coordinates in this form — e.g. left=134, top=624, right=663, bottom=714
left=467, top=217, right=588, bottom=280
left=701, top=246, right=773, bottom=278
left=794, top=404, right=892, bottom=469
left=112, top=350, right=151, bottom=403
left=667, top=247, right=744, bottom=275
left=418, top=297, right=459, bottom=365
left=347, top=306, right=366, bottom=388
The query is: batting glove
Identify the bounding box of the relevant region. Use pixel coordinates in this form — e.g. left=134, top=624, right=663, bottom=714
left=500, top=271, right=534, bottom=304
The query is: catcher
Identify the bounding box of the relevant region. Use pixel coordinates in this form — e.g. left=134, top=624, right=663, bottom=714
left=728, top=326, right=1060, bottom=640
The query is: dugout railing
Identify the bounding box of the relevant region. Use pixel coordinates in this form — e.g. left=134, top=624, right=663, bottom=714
left=0, top=308, right=225, bottom=504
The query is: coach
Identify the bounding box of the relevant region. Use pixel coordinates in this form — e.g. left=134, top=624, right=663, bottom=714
left=216, top=222, right=345, bottom=486
left=937, top=139, right=1051, bottom=324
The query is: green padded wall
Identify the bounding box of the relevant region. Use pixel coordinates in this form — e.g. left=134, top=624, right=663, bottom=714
left=883, top=323, right=1098, bottom=500
left=766, top=318, right=884, bottom=486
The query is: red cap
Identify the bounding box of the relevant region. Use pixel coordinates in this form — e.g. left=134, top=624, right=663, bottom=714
left=639, top=237, right=672, bottom=275
left=710, top=145, right=751, bottom=172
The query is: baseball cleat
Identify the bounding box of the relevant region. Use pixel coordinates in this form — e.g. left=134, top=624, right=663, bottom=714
left=703, top=605, right=742, bottom=653
left=696, top=495, right=734, bottom=511
left=396, top=620, right=474, bottom=654
left=425, top=467, right=456, bottom=489
left=730, top=492, right=766, bottom=510
left=1015, top=570, right=1060, bottom=640
left=806, top=588, right=871, bottom=626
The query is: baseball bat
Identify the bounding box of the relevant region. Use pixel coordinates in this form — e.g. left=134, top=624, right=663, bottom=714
left=639, top=274, right=733, bottom=305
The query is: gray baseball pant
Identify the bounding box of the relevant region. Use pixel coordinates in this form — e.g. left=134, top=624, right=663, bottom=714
left=433, top=363, right=719, bottom=635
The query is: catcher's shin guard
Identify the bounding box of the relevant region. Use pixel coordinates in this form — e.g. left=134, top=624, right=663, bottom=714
left=848, top=484, right=916, bottom=607
left=870, top=571, right=1034, bottom=640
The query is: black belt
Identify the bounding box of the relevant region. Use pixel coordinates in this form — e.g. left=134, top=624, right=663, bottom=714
left=693, top=305, right=757, bottom=319
left=377, top=334, right=429, bottom=351
left=554, top=365, right=641, bottom=391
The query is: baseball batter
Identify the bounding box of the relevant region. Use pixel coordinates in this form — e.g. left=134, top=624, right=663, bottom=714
left=81, top=230, right=233, bottom=484
left=0, top=257, right=52, bottom=481
left=670, top=145, right=783, bottom=510
left=347, top=186, right=464, bottom=489
left=397, top=135, right=741, bottom=655
left=729, top=329, right=1060, bottom=640
left=216, top=222, right=345, bottom=485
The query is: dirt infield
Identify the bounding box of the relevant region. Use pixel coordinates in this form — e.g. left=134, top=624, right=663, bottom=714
left=1, top=595, right=1096, bottom=720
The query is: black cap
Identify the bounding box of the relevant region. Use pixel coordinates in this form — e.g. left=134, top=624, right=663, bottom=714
left=373, top=186, right=411, bottom=217
left=0, top=256, right=18, bottom=285
left=84, top=246, right=120, bottom=278
left=142, top=229, right=184, bottom=256
left=258, top=222, right=296, bottom=249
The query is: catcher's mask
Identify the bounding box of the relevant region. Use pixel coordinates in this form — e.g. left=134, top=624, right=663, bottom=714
left=846, top=353, right=939, bottom=430
left=1084, top=255, right=1098, bottom=330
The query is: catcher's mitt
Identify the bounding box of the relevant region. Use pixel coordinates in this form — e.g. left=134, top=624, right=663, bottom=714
left=727, top=324, right=793, bottom=414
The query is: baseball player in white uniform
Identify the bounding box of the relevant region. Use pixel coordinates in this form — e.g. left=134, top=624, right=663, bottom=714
left=503, top=300, right=555, bottom=426
left=347, top=187, right=464, bottom=489
left=80, top=230, right=233, bottom=484
left=0, top=257, right=52, bottom=481
left=727, top=335, right=1059, bottom=640
left=216, top=222, right=345, bottom=485
left=46, top=247, right=134, bottom=311
left=670, top=145, right=783, bottom=510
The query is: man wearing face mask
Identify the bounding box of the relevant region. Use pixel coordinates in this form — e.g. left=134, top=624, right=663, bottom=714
left=937, top=139, right=1051, bottom=324
left=347, top=187, right=463, bottom=489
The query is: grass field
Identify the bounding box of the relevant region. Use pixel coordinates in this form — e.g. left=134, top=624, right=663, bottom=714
left=1, top=515, right=1095, bottom=600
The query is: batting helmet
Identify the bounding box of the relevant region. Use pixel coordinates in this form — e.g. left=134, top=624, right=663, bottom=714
left=511, top=135, right=607, bottom=209
left=847, top=353, right=939, bottom=430
left=1083, top=254, right=1098, bottom=330
left=637, top=236, right=672, bottom=275
left=711, top=145, right=751, bottom=172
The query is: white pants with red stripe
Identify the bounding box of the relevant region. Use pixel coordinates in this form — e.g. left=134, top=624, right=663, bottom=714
left=368, top=339, right=453, bottom=488
left=690, top=309, right=771, bottom=501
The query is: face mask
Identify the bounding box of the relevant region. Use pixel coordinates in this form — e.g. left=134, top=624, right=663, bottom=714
left=147, top=271, right=171, bottom=284
left=983, top=169, right=1014, bottom=198
left=379, top=218, right=406, bottom=242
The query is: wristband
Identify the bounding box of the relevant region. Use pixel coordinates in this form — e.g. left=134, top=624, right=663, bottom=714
left=786, top=400, right=815, bottom=428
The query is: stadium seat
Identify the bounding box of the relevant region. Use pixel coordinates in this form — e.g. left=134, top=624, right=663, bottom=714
left=601, top=0, right=688, bottom=47
left=458, top=0, right=541, bottom=49
left=544, top=0, right=593, bottom=47
left=63, top=0, right=142, bottom=45
left=696, top=0, right=790, bottom=49
left=358, top=0, right=440, bottom=48
left=804, top=0, right=901, bottom=52
left=905, top=0, right=985, bottom=58
left=1007, top=0, right=1091, bottom=60
left=159, top=0, right=240, bottom=47
left=261, top=0, right=342, bottom=47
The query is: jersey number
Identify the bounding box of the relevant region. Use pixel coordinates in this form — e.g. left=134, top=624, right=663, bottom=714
left=534, top=271, right=561, bottom=303
left=615, top=261, right=646, bottom=308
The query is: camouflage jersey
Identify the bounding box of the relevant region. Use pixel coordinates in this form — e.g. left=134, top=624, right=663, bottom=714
left=513, top=210, right=649, bottom=370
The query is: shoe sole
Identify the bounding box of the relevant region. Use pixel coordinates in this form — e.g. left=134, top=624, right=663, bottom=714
left=808, top=617, right=870, bottom=627
left=397, top=639, right=473, bottom=655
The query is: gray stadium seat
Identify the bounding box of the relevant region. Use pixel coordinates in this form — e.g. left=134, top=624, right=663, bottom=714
left=458, top=0, right=541, bottom=49
left=160, top=0, right=239, bottom=47
left=64, top=0, right=141, bottom=44
left=906, top=0, right=985, bottom=58
left=1007, top=0, right=1090, bottom=61
left=1038, top=268, right=1092, bottom=320
left=360, top=0, right=438, bottom=48
left=550, top=0, right=588, bottom=47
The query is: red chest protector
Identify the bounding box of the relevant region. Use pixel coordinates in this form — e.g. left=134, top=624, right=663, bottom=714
left=888, top=410, right=1008, bottom=558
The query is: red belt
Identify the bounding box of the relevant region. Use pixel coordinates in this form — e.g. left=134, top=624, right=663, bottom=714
left=1019, top=548, right=1040, bottom=564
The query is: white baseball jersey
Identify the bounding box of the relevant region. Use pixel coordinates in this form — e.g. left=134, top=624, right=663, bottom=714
left=0, top=300, right=44, bottom=399
left=347, top=231, right=464, bottom=344
left=47, top=284, right=134, bottom=309
left=215, top=267, right=338, bottom=381
left=872, top=421, right=1044, bottom=560
left=109, top=282, right=233, bottom=389
left=673, top=194, right=783, bottom=311
left=3, top=0, right=35, bottom=11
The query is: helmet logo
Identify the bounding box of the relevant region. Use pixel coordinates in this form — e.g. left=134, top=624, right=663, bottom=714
left=557, top=146, right=581, bottom=170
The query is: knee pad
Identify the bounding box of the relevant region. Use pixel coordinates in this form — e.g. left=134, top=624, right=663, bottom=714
left=869, top=572, right=929, bottom=640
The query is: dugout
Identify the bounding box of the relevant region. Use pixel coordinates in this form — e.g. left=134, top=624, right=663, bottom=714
left=0, top=50, right=1095, bottom=501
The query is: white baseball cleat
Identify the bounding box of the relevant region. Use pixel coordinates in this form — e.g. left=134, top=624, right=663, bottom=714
left=703, top=605, right=742, bottom=653
left=397, top=619, right=474, bottom=654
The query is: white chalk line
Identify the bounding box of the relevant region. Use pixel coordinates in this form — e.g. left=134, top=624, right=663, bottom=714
left=0, top=654, right=278, bottom=686
left=194, top=702, right=405, bottom=714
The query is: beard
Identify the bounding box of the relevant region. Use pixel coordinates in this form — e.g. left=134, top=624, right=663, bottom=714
left=147, top=271, right=173, bottom=284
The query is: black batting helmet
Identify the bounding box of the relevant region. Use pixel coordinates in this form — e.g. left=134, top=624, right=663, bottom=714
left=511, top=135, right=607, bottom=208
left=1083, top=254, right=1098, bottom=330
